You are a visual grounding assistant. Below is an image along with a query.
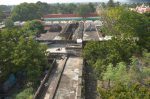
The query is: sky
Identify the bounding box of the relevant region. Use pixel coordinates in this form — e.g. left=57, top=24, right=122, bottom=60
left=0, top=0, right=149, bottom=5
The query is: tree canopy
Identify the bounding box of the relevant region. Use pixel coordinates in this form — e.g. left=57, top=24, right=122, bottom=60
left=107, top=0, right=115, bottom=7
left=83, top=38, right=141, bottom=78
left=0, top=28, right=48, bottom=84
left=101, top=7, right=150, bottom=50
left=11, top=3, right=41, bottom=21
left=84, top=5, right=150, bottom=98
left=77, top=4, right=96, bottom=17
left=0, top=9, right=4, bottom=22
left=98, top=56, right=150, bottom=99
left=4, top=18, right=14, bottom=28
left=10, top=2, right=96, bottom=21
left=22, top=20, right=44, bottom=36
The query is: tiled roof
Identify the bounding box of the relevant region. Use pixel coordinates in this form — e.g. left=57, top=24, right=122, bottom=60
left=146, top=8, right=150, bottom=12
left=43, top=13, right=98, bottom=18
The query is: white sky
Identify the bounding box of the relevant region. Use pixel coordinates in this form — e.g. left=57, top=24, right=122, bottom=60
left=0, top=0, right=128, bottom=5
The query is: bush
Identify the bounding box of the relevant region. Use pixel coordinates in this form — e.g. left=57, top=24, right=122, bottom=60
left=15, top=87, right=33, bottom=99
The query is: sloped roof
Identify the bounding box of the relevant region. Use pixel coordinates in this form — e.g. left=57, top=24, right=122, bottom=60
left=43, top=13, right=98, bottom=18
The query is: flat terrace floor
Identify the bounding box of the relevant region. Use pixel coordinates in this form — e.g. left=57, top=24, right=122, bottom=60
left=47, top=44, right=67, bottom=54
left=36, top=23, right=69, bottom=40
left=83, top=30, right=99, bottom=41
left=54, top=57, right=83, bottom=99
left=36, top=32, right=60, bottom=40
left=83, top=22, right=100, bottom=41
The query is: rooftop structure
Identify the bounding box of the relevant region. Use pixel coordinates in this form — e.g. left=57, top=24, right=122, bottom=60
left=42, top=13, right=100, bottom=21
left=130, top=4, right=150, bottom=14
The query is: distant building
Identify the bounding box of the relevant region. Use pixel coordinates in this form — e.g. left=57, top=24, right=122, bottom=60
left=130, top=4, right=150, bottom=14
left=2, top=11, right=11, bottom=19
left=14, top=21, right=26, bottom=26
left=42, top=13, right=100, bottom=22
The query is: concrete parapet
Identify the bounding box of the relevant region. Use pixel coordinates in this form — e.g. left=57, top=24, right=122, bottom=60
left=76, top=58, right=84, bottom=99
left=33, top=59, right=56, bottom=99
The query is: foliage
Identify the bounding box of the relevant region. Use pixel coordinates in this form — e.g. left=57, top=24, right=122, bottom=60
left=52, top=3, right=78, bottom=14
left=107, top=0, right=115, bottom=7
left=83, top=38, right=140, bottom=78
left=87, top=3, right=96, bottom=13
left=98, top=83, right=150, bottom=99
left=22, top=20, right=44, bottom=36
left=11, top=3, right=40, bottom=21
left=101, top=7, right=150, bottom=50
left=15, top=87, right=33, bottom=99
left=0, top=28, right=48, bottom=84
left=0, top=9, right=4, bottom=22
left=10, top=2, right=96, bottom=21
left=36, top=1, right=51, bottom=16
left=103, top=56, right=150, bottom=85
left=0, top=5, right=12, bottom=22
left=103, top=62, right=129, bottom=85
left=98, top=55, right=150, bottom=99
left=0, top=5, right=12, bottom=12
left=143, top=51, right=150, bottom=67
left=5, top=18, right=14, bottom=28
left=83, top=4, right=150, bottom=99
left=76, top=4, right=95, bottom=17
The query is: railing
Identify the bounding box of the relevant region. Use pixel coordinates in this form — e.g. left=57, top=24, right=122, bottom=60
left=33, top=59, right=56, bottom=99
left=76, top=58, right=84, bottom=99
left=60, top=23, right=70, bottom=34
left=37, top=40, right=77, bottom=44
left=72, top=22, right=84, bottom=40
left=50, top=57, right=68, bottom=99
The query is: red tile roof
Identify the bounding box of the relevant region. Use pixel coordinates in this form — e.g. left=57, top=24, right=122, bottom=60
left=146, top=8, right=150, bottom=12
left=43, top=13, right=98, bottom=18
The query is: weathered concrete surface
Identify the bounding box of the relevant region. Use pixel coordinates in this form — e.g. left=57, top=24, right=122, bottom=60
left=83, top=31, right=99, bottom=41
left=36, top=32, right=60, bottom=41
left=43, top=57, right=67, bottom=99
left=54, top=57, right=83, bottom=99
left=47, top=44, right=67, bottom=54
left=83, top=22, right=99, bottom=41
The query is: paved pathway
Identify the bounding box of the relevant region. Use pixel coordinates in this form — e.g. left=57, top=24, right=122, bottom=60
left=54, top=57, right=83, bottom=99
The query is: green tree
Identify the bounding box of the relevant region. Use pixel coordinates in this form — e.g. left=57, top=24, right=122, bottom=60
left=11, top=3, right=40, bottom=21
left=0, top=29, right=18, bottom=82
left=88, top=3, right=96, bottom=13
left=0, top=5, right=12, bottom=12
left=0, top=9, right=4, bottom=22
left=0, top=28, right=48, bottom=84
left=101, top=7, right=150, bottom=50
left=98, top=82, right=150, bottom=99
left=67, top=3, right=77, bottom=14
left=15, top=87, right=33, bottom=99
left=5, top=18, right=14, bottom=28
left=76, top=4, right=95, bottom=18
left=107, top=0, right=115, bottom=7
left=36, top=1, right=50, bottom=15
left=12, top=36, right=47, bottom=83
left=98, top=55, right=150, bottom=99
left=101, top=2, right=107, bottom=8
left=103, top=62, right=129, bottom=87
left=83, top=38, right=140, bottom=78
left=22, top=20, right=44, bottom=36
